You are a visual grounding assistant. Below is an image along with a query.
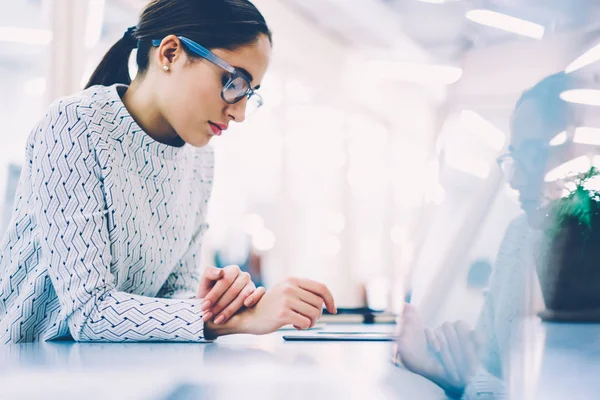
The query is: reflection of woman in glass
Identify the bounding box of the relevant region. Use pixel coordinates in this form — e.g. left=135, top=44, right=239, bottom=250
left=0, top=0, right=336, bottom=344
left=395, top=72, right=578, bottom=398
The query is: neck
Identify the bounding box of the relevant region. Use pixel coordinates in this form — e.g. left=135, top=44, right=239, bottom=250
left=121, top=78, right=185, bottom=147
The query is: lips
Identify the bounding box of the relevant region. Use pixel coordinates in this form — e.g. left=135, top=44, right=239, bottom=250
left=208, top=122, right=226, bottom=136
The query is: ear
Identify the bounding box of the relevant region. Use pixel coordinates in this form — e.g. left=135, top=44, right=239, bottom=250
left=155, top=34, right=185, bottom=67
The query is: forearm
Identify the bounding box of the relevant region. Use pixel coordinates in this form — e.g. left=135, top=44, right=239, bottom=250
left=72, top=289, right=210, bottom=342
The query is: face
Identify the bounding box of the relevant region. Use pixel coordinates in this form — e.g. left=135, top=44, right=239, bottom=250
left=153, top=34, right=272, bottom=147
left=508, top=100, right=575, bottom=225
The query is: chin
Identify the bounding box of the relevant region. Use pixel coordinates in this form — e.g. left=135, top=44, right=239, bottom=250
left=184, top=132, right=212, bottom=148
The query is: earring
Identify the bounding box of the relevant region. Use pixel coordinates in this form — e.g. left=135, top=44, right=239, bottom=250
left=163, top=65, right=169, bottom=71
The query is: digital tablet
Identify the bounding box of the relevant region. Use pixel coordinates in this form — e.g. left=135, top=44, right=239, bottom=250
left=282, top=332, right=398, bottom=342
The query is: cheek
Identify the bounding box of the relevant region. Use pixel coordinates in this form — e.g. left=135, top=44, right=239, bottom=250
left=165, top=72, right=221, bottom=125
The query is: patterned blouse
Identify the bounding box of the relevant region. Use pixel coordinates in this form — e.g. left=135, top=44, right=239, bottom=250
left=0, top=84, right=214, bottom=343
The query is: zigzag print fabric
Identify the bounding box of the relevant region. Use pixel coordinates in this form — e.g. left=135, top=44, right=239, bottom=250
left=0, top=84, right=214, bottom=343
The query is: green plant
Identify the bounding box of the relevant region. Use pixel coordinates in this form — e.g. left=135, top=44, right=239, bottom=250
left=547, top=166, right=600, bottom=239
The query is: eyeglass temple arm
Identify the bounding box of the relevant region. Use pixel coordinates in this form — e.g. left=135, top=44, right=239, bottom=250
left=150, top=37, right=236, bottom=75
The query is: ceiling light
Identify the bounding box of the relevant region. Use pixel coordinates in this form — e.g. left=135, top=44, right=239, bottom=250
left=466, top=9, right=544, bottom=39
left=560, top=89, right=600, bottom=106
left=549, top=131, right=567, bottom=146
left=544, top=156, right=591, bottom=182
left=573, top=127, right=600, bottom=145
left=565, top=42, right=600, bottom=74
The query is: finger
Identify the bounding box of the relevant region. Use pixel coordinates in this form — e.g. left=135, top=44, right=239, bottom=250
left=286, top=310, right=312, bottom=330
left=197, top=267, right=223, bottom=301
left=201, top=267, right=241, bottom=309
left=209, top=273, right=251, bottom=320
left=293, top=286, right=324, bottom=311
left=425, top=328, right=441, bottom=352
left=455, top=322, right=480, bottom=376
left=435, top=329, right=460, bottom=384
left=202, top=311, right=214, bottom=323
left=442, top=322, right=468, bottom=382
left=293, top=278, right=337, bottom=314
left=244, top=286, right=266, bottom=308
left=213, top=282, right=256, bottom=325
left=289, top=297, right=321, bottom=327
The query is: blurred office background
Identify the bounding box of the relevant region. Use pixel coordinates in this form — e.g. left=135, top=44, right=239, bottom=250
left=2, top=0, right=600, bottom=329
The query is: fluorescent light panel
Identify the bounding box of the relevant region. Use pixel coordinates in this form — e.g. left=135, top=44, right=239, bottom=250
left=545, top=155, right=591, bottom=182
left=466, top=9, right=545, bottom=39
left=565, top=42, right=600, bottom=74
left=573, top=127, right=600, bottom=145
left=549, top=131, right=567, bottom=146
left=560, top=89, right=600, bottom=106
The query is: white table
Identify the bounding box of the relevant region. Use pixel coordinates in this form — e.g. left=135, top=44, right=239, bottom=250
left=2, top=321, right=599, bottom=399
left=0, top=323, right=445, bottom=400
left=532, top=322, right=600, bottom=400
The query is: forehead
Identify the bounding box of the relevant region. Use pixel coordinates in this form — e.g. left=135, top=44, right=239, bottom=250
left=211, top=35, right=272, bottom=86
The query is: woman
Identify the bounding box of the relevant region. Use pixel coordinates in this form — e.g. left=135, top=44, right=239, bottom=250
left=395, top=72, right=577, bottom=398
left=0, top=0, right=336, bottom=344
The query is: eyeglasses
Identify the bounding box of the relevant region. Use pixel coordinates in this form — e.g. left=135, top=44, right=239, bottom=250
left=151, top=36, right=264, bottom=118
left=497, top=143, right=548, bottom=180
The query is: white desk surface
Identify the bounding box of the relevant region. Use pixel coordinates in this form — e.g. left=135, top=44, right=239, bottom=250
left=2, top=321, right=597, bottom=399
left=533, top=321, right=600, bottom=400
left=0, top=323, right=445, bottom=400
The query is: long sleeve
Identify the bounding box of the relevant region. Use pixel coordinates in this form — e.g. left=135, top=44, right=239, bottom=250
left=466, top=291, right=506, bottom=399
left=462, top=217, right=530, bottom=398
left=157, top=221, right=208, bottom=300
left=461, top=368, right=507, bottom=400
left=31, top=99, right=209, bottom=342
left=475, top=283, right=502, bottom=379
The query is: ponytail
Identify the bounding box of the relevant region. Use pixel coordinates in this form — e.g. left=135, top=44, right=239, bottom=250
left=85, top=1, right=272, bottom=90
left=85, top=27, right=138, bottom=89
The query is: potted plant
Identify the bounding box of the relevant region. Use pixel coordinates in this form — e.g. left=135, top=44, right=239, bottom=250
left=537, top=166, right=600, bottom=321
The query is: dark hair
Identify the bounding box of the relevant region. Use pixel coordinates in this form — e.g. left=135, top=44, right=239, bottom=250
left=85, top=0, right=272, bottom=89
left=512, top=71, right=575, bottom=140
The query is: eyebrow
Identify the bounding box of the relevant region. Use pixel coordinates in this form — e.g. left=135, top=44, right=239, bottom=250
left=234, top=66, right=261, bottom=90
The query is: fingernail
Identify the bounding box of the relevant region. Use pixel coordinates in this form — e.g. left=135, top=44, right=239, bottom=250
left=214, top=315, right=225, bottom=325
left=202, top=311, right=213, bottom=322
left=201, top=300, right=211, bottom=310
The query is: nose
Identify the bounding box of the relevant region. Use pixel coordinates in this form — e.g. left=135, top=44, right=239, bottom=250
left=226, top=97, right=248, bottom=124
